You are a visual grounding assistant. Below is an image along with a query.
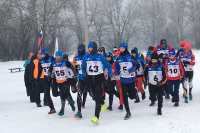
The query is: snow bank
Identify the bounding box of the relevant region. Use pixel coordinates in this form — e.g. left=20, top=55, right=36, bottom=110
left=0, top=51, right=199, bottom=133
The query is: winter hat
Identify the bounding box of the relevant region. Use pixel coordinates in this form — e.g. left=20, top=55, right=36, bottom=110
left=88, top=41, right=98, bottom=53
left=78, top=44, right=86, bottom=55
left=119, top=41, right=128, bottom=49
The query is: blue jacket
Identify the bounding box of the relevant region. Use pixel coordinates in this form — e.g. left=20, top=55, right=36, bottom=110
left=82, top=53, right=108, bottom=77
left=116, top=51, right=138, bottom=84
left=132, top=53, right=146, bottom=76
left=74, top=54, right=86, bottom=80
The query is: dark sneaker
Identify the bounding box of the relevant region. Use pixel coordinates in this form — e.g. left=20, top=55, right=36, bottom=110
left=118, top=105, right=123, bottom=110
left=134, top=98, right=140, bottom=103
left=75, top=112, right=82, bottom=119
left=174, top=102, right=179, bottom=107
left=149, top=101, right=155, bottom=106
left=107, top=106, right=113, bottom=111
left=37, top=103, right=42, bottom=107
left=165, top=95, right=170, bottom=100
left=157, top=108, right=162, bottom=115
left=48, top=109, right=56, bottom=114
left=172, top=97, right=175, bottom=103
left=189, top=94, right=193, bottom=101
left=58, top=109, right=64, bottom=116
left=184, top=96, right=189, bottom=103
left=124, top=112, right=131, bottom=120
left=142, top=93, right=146, bottom=100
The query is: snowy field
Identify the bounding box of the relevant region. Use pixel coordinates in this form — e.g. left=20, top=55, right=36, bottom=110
left=0, top=51, right=200, bottom=133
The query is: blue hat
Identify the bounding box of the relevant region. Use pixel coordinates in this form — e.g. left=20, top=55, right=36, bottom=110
left=88, top=41, right=98, bottom=53
left=78, top=44, right=86, bottom=55
left=41, top=48, right=49, bottom=54
left=55, top=50, right=63, bottom=57
left=88, top=41, right=94, bottom=49
left=119, top=42, right=128, bottom=49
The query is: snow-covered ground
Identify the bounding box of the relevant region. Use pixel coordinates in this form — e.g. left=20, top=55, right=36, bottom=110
left=0, top=51, right=200, bottom=133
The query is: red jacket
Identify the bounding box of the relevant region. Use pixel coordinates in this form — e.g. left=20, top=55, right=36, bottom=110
left=166, top=59, right=184, bottom=80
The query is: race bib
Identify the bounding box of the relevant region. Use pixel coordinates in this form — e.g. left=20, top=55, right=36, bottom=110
left=119, top=62, right=135, bottom=78
left=76, top=60, right=83, bottom=74
left=168, top=65, right=180, bottom=77
left=53, top=66, right=67, bottom=81
left=41, top=63, right=51, bottom=76
left=86, top=61, right=103, bottom=75
left=148, top=71, right=162, bottom=85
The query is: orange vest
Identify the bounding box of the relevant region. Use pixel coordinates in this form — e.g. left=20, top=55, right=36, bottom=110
left=33, top=59, right=39, bottom=79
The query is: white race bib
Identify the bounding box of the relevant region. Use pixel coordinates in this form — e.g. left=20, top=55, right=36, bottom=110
left=119, top=62, right=135, bottom=78
left=168, top=65, right=180, bottom=78
left=41, top=63, right=51, bottom=76
left=86, top=61, right=103, bottom=75
left=148, top=71, right=162, bottom=85
left=53, top=66, right=67, bottom=81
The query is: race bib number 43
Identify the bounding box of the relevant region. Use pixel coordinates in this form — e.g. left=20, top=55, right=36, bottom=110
left=86, top=61, right=103, bottom=75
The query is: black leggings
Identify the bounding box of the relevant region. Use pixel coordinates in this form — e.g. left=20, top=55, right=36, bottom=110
left=87, top=74, right=104, bottom=119
left=105, top=78, right=117, bottom=107
left=149, top=84, right=163, bottom=108
left=40, top=78, right=55, bottom=110
left=57, top=82, right=74, bottom=111
left=31, top=80, right=41, bottom=105
left=121, top=82, right=137, bottom=114
left=77, top=79, right=88, bottom=112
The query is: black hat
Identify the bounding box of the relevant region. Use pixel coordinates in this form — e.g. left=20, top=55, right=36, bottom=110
left=78, top=44, right=86, bottom=55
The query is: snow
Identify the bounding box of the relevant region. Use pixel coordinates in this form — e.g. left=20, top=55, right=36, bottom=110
left=0, top=51, right=200, bottom=133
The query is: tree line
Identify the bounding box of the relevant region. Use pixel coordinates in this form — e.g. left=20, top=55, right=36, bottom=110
left=0, top=0, right=200, bottom=60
